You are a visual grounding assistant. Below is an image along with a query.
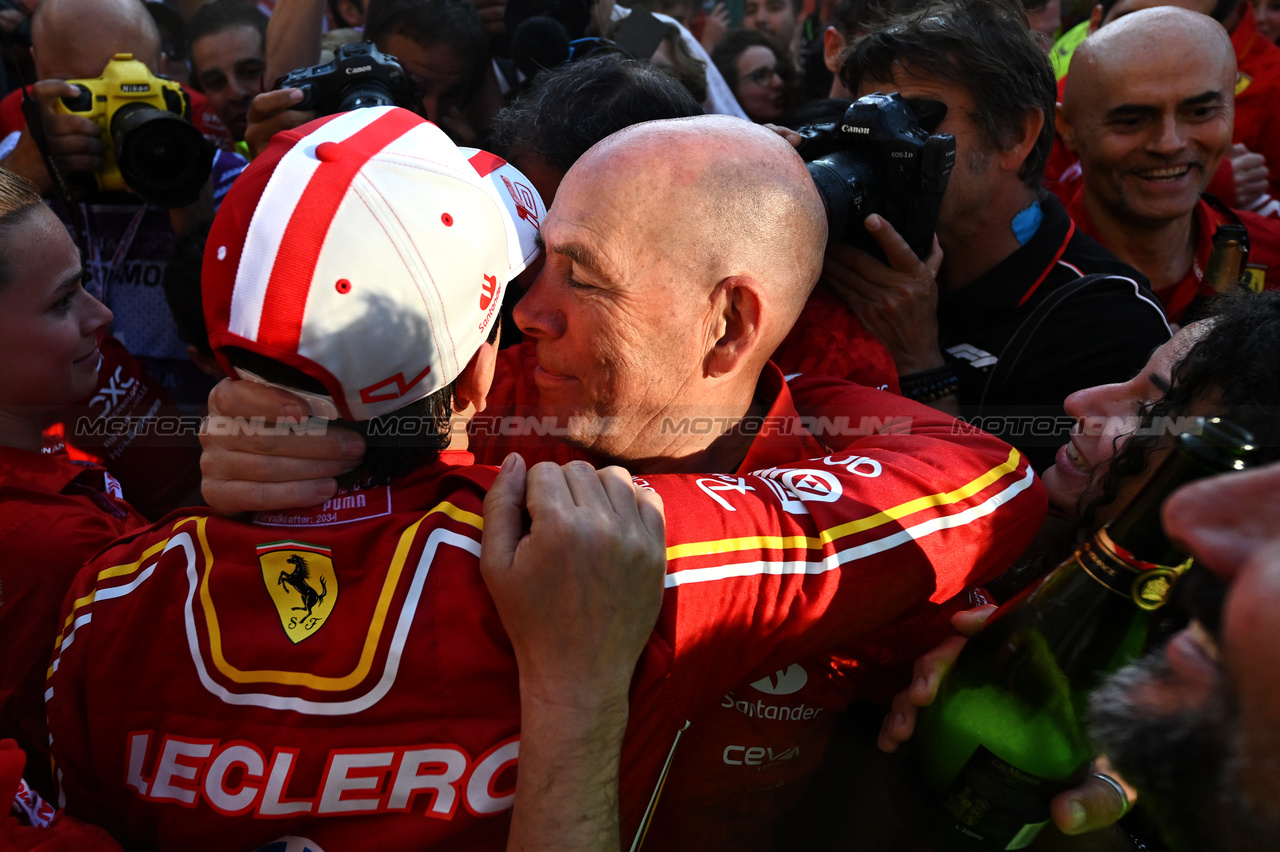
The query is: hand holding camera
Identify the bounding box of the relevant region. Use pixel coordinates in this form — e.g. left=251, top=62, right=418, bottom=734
left=51, top=53, right=212, bottom=208
left=0, top=79, right=105, bottom=195
left=247, top=42, right=421, bottom=159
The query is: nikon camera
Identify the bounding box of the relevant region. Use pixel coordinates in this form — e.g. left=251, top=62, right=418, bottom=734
left=55, top=53, right=213, bottom=209
left=277, top=42, right=420, bottom=116
left=796, top=93, right=956, bottom=261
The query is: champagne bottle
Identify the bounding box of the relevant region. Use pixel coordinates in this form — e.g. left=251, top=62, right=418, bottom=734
left=914, top=417, right=1253, bottom=851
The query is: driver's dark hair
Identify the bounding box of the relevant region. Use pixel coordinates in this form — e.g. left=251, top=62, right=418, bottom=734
left=221, top=318, right=501, bottom=488
left=839, top=0, right=1056, bottom=188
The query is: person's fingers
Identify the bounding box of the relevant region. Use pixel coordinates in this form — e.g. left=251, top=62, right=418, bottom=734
left=30, top=78, right=81, bottom=106
left=202, top=476, right=339, bottom=516
left=877, top=688, right=920, bottom=752
left=560, top=458, right=609, bottom=509
left=596, top=465, right=641, bottom=521
left=207, top=377, right=307, bottom=419
left=200, top=416, right=364, bottom=461
left=199, top=448, right=358, bottom=483
left=863, top=213, right=925, bottom=272
left=1050, top=771, right=1135, bottom=835
left=246, top=87, right=304, bottom=124
left=635, top=484, right=666, bottom=546
left=821, top=243, right=877, bottom=298
left=480, top=453, right=528, bottom=580
left=524, top=460, right=575, bottom=519
left=908, top=634, right=968, bottom=705
left=951, top=603, right=996, bottom=636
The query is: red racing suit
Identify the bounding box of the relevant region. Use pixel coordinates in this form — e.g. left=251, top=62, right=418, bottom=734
left=0, top=449, right=146, bottom=800
left=46, top=377, right=1044, bottom=852
left=1068, top=191, right=1280, bottom=324
left=42, top=335, right=202, bottom=520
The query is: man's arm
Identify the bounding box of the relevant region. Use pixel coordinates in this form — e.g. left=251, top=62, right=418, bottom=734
left=481, top=454, right=666, bottom=851
left=264, top=0, right=328, bottom=88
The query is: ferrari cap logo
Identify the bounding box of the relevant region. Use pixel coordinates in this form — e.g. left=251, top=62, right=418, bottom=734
left=258, top=540, right=338, bottom=643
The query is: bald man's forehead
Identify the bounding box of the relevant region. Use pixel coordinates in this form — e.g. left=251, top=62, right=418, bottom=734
left=1102, top=0, right=1217, bottom=23
left=33, top=0, right=161, bottom=79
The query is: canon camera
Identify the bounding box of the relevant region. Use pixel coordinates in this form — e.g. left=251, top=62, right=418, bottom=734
left=277, top=42, right=419, bottom=116
left=796, top=92, right=956, bottom=261
left=55, top=53, right=212, bottom=208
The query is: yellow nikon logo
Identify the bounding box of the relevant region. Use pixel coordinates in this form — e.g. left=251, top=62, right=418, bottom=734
left=258, top=540, right=338, bottom=643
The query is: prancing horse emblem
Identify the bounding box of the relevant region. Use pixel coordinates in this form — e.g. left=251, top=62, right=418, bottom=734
left=258, top=540, right=338, bottom=644
left=279, top=554, right=327, bottom=617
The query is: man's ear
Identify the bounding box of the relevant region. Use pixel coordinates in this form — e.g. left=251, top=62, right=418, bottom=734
left=1088, top=3, right=1103, bottom=33
left=455, top=341, right=497, bottom=415
left=706, top=276, right=763, bottom=379
left=823, top=26, right=845, bottom=74
left=1056, top=101, right=1077, bottom=154
left=999, top=107, right=1046, bottom=176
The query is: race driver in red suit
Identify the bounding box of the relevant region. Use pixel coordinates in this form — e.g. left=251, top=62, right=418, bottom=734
left=48, top=110, right=1044, bottom=852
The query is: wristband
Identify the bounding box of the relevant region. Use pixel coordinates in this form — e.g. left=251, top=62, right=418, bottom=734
left=899, top=364, right=959, bottom=403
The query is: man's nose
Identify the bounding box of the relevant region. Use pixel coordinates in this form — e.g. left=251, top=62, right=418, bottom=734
left=512, top=266, right=562, bottom=339
left=1150, top=114, right=1188, bottom=156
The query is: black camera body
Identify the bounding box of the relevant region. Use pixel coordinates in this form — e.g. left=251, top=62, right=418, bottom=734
left=278, top=42, right=420, bottom=116
left=796, top=93, right=956, bottom=261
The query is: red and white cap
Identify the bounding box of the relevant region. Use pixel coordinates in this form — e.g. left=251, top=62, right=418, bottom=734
left=203, top=106, right=545, bottom=421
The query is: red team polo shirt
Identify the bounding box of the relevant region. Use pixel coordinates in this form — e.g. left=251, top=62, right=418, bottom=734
left=0, top=449, right=146, bottom=800
left=1067, top=190, right=1280, bottom=324
left=46, top=377, right=1044, bottom=851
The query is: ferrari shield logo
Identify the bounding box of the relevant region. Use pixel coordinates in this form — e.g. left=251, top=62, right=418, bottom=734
left=258, top=540, right=338, bottom=643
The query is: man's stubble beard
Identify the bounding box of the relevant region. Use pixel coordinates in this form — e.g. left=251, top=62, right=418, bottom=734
left=1088, top=648, right=1279, bottom=852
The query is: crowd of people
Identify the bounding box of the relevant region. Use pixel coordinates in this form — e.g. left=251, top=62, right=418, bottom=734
left=0, top=0, right=1279, bottom=850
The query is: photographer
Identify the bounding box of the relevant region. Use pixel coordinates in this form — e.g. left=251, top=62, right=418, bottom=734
left=189, top=0, right=269, bottom=149
left=252, top=0, right=501, bottom=151
left=824, top=0, right=1171, bottom=470
left=0, top=0, right=242, bottom=463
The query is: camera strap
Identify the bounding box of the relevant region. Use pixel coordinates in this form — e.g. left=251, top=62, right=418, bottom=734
left=17, top=90, right=88, bottom=250
left=84, top=204, right=147, bottom=303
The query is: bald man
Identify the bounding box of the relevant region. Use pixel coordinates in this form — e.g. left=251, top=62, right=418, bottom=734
left=1058, top=6, right=1280, bottom=324
left=0, top=0, right=161, bottom=189
left=194, top=114, right=1044, bottom=851
left=1048, top=0, right=1280, bottom=215
left=0, top=0, right=244, bottom=506
left=51, top=112, right=1043, bottom=851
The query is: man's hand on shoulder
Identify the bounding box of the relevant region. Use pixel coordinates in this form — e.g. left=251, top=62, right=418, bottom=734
left=481, top=455, right=666, bottom=852
left=1, top=80, right=105, bottom=193
left=481, top=455, right=667, bottom=705
left=244, top=88, right=315, bottom=159
left=200, top=378, right=365, bottom=514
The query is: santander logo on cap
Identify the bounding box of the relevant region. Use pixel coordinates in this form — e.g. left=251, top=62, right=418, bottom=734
left=480, top=274, right=498, bottom=311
